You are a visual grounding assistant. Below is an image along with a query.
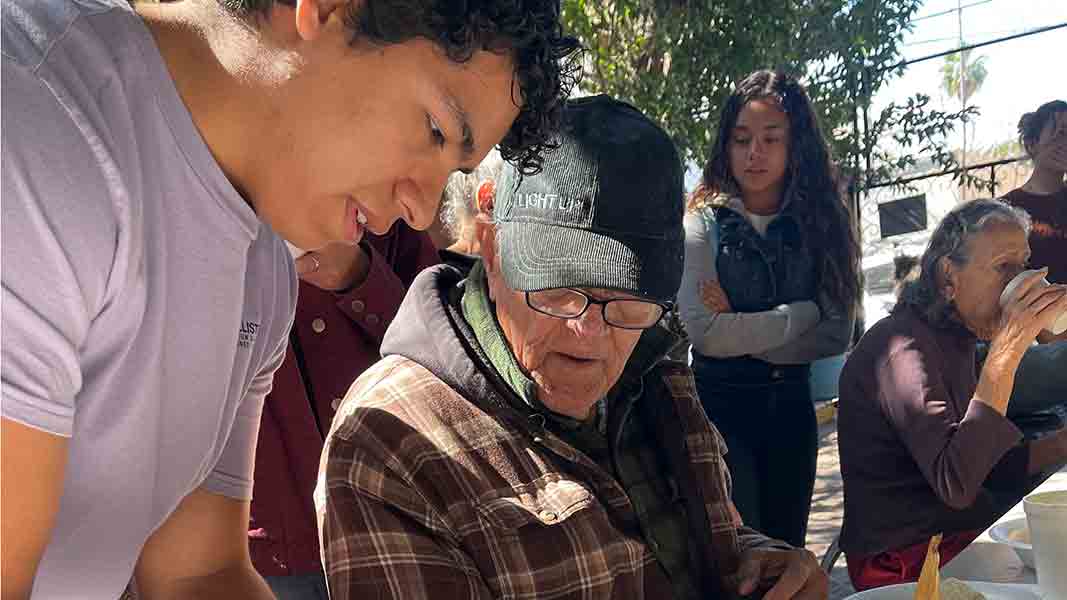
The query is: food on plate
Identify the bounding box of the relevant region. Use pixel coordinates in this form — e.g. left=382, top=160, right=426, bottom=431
left=939, top=578, right=986, bottom=600
left=1006, top=527, right=1031, bottom=545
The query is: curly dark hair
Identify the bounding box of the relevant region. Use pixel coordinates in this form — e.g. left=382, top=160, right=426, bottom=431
left=700, top=69, right=861, bottom=313
left=1018, top=99, right=1067, bottom=158
left=217, top=0, right=581, bottom=175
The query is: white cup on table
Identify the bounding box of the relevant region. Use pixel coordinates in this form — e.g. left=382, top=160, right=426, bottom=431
left=1023, top=490, right=1067, bottom=599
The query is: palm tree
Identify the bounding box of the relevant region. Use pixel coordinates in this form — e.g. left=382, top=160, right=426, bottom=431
left=941, top=48, right=989, bottom=192
left=941, top=49, right=989, bottom=106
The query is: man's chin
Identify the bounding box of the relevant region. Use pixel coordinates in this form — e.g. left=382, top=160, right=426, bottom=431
left=541, top=398, right=598, bottom=421
left=537, top=383, right=604, bottom=420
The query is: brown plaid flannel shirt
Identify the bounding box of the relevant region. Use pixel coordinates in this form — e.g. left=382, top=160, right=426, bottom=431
left=317, top=350, right=782, bottom=600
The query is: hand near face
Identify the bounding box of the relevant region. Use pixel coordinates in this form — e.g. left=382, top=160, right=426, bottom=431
left=294, top=242, right=372, bottom=292
left=732, top=547, right=827, bottom=600
left=700, top=280, right=734, bottom=313
left=994, top=268, right=1067, bottom=356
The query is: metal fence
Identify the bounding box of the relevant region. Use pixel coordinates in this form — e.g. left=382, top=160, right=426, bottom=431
left=863, top=155, right=1027, bottom=196
left=845, top=16, right=1064, bottom=249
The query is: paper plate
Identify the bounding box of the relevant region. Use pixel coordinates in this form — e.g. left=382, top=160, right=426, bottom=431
left=989, top=517, right=1035, bottom=569
left=844, top=581, right=1042, bottom=600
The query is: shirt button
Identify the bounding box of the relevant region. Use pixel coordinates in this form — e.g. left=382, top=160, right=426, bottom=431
left=350, top=299, right=365, bottom=313
left=366, top=314, right=380, bottom=326
left=540, top=510, right=558, bottom=522
left=311, top=318, right=327, bottom=334
left=331, top=397, right=342, bottom=411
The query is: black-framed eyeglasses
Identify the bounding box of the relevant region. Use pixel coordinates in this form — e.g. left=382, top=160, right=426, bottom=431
left=525, top=288, right=671, bottom=330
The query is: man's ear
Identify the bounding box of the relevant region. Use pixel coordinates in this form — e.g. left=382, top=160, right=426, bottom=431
left=292, top=0, right=352, bottom=41
left=475, top=216, right=497, bottom=272
left=474, top=217, right=502, bottom=300
left=476, top=180, right=496, bottom=214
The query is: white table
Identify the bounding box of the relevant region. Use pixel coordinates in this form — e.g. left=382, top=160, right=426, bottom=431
left=942, top=465, right=1067, bottom=583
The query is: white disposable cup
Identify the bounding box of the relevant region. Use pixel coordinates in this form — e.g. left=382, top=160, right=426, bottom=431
left=1000, top=269, right=1067, bottom=335
left=1024, top=490, right=1067, bottom=600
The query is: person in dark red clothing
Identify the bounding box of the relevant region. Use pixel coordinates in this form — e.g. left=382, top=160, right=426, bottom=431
left=995, top=101, right=1067, bottom=422
left=1003, top=100, right=1066, bottom=324
left=249, top=225, right=439, bottom=599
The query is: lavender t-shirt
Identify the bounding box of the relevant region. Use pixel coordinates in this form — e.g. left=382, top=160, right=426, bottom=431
left=1, top=1, right=296, bottom=596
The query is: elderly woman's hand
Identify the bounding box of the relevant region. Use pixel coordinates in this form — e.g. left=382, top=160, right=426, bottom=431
left=979, top=269, right=1067, bottom=414
left=993, top=269, right=1067, bottom=355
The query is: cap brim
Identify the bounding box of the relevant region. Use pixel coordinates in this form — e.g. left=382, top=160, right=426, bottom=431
left=497, top=222, right=682, bottom=302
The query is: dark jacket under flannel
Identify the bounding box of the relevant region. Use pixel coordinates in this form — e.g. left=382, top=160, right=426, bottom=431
left=316, top=262, right=788, bottom=599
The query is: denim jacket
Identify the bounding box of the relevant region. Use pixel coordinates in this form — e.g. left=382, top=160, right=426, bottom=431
left=679, top=198, right=854, bottom=365
left=713, top=205, right=816, bottom=312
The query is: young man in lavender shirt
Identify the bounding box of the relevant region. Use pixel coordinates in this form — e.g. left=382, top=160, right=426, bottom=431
left=1, top=0, right=577, bottom=597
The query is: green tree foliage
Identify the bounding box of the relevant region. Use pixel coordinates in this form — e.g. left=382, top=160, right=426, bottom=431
left=561, top=0, right=980, bottom=192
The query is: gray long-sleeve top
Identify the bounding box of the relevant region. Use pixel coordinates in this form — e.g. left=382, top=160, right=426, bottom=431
left=679, top=204, right=854, bottom=365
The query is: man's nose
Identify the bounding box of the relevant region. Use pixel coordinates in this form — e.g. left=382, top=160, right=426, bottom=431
left=569, top=303, right=609, bottom=337
left=393, top=178, right=441, bottom=231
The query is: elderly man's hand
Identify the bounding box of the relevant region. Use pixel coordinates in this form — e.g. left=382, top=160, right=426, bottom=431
left=733, top=547, right=827, bottom=600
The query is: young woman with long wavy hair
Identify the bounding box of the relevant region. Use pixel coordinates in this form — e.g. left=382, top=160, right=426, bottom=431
left=678, top=70, right=861, bottom=547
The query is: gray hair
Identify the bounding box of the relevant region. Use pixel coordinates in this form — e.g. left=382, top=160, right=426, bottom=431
left=897, top=198, right=1031, bottom=328
left=440, top=149, right=504, bottom=241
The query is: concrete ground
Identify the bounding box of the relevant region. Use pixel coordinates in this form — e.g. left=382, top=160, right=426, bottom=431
left=806, top=414, right=856, bottom=600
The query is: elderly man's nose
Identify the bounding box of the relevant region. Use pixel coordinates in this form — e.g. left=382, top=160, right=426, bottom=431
left=570, top=304, right=609, bottom=336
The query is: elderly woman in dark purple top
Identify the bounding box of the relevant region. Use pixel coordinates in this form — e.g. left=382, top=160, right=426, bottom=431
left=837, top=199, right=1067, bottom=591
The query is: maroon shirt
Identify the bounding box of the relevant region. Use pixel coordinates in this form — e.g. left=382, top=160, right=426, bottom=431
left=1003, top=187, right=1067, bottom=284
left=248, top=224, right=440, bottom=576
left=837, top=306, right=1028, bottom=558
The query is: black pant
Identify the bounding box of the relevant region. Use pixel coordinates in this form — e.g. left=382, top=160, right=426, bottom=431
left=691, top=355, right=817, bottom=548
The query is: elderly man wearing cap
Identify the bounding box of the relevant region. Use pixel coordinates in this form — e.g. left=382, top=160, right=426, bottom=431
left=315, top=96, right=826, bottom=600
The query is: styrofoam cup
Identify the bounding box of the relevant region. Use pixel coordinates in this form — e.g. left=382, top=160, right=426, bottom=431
left=1024, top=490, right=1067, bottom=600
left=1000, top=269, right=1067, bottom=335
